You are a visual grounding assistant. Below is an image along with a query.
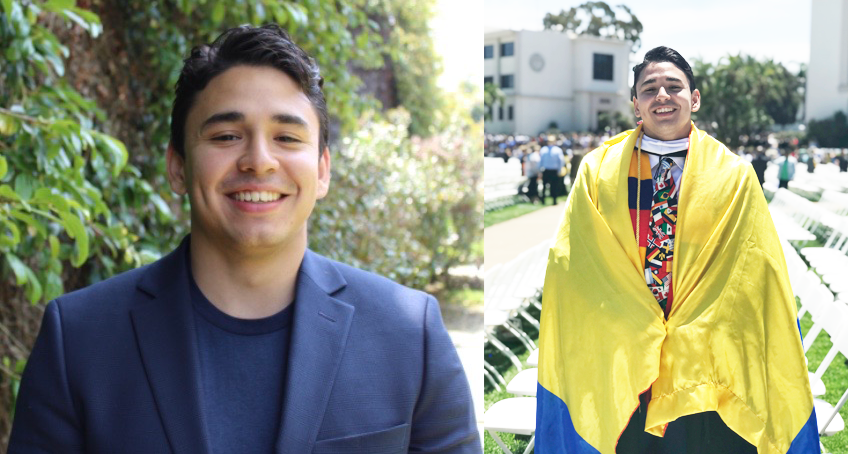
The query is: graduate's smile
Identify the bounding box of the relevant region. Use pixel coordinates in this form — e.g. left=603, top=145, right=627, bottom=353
left=633, top=61, right=700, bottom=140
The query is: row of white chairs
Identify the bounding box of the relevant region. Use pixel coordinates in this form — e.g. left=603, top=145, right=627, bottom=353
left=483, top=240, right=550, bottom=454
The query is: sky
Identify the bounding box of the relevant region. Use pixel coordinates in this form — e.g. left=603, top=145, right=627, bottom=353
left=484, top=0, right=813, bottom=74
left=431, top=0, right=484, bottom=90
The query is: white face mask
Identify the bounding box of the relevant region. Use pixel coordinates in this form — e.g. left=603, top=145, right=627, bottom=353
left=640, top=135, right=690, bottom=155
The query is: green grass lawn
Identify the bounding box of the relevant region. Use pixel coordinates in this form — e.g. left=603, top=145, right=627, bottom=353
left=484, top=198, right=562, bottom=228
left=483, top=299, right=848, bottom=453
left=800, top=300, right=848, bottom=454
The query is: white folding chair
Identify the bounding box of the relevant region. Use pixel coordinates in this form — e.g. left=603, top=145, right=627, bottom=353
left=816, top=329, right=848, bottom=437
left=484, top=397, right=536, bottom=454
left=506, top=368, right=538, bottom=397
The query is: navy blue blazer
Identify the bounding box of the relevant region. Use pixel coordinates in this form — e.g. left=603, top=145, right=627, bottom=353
left=9, top=239, right=481, bottom=453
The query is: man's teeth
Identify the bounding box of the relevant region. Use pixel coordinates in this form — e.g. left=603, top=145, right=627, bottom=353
left=656, top=107, right=674, bottom=113
left=232, top=191, right=282, bottom=202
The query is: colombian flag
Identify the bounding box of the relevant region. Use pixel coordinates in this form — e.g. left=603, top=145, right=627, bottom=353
left=536, top=124, right=820, bottom=453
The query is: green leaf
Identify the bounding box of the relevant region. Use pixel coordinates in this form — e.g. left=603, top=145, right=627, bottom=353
left=43, top=0, right=74, bottom=12
left=0, top=156, right=6, bottom=179
left=71, top=6, right=101, bottom=25
left=44, top=271, right=63, bottom=301
left=9, top=210, right=47, bottom=237
left=94, top=133, right=128, bottom=177
left=0, top=184, right=20, bottom=201
left=0, top=114, right=18, bottom=135
left=2, top=218, right=21, bottom=245
left=1, top=0, right=12, bottom=14
left=14, top=174, right=34, bottom=199
left=59, top=211, right=88, bottom=266
left=6, top=254, right=28, bottom=286
left=22, top=265, right=42, bottom=304
left=49, top=235, right=60, bottom=259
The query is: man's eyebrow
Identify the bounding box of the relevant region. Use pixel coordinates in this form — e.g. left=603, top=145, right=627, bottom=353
left=640, top=76, right=684, bottom=89
left=272, top=113, right=308, bottom=128
left=200, top=111, right=244, bottom=131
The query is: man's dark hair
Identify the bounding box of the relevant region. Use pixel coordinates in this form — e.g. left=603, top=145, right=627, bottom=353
left=170, top=24, right=328, bottom=157
left=631, top=46, right=696, bottom=99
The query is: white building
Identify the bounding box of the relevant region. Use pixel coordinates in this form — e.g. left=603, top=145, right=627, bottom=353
left=805, top=0, right=848, bottom=122
left=484, top=28, right=632, bottom=135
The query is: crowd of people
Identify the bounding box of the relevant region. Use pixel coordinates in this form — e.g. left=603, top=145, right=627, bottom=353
left=484, top=132, right=615, bottom=205
left=485, top=131, right=848, bottom=201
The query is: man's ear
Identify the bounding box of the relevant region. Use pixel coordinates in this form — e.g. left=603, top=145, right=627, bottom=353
left=166, top=144, right=187, bottom=195
left=316, top=146, right=331, bottom=199
left=691, top=88, right=701, bottom=113
left=633, top=96, right=641, bottom=118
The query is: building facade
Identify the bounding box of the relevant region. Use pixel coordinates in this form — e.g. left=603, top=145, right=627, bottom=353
left=484, top=29, right=631, bottom=135
left=806, top=0, right=848, bottom=122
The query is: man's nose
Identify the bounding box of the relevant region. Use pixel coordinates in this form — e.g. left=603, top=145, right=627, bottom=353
left=657, top=86, right=670, bottom=100
left=238, top=137, right=279, bottom=174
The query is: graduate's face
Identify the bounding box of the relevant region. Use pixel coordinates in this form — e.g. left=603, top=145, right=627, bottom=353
left=167, top=65, right=331, bottom=253
left=633, top=62, right=700, bottom=141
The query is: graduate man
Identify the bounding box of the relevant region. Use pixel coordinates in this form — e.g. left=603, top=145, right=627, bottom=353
left=535, top=46, right=819, bottom=453
left=9, top=24, right=480, bottom=453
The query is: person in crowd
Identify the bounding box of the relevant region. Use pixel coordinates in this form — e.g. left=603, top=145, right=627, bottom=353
left=9, top=24, right=480, bottom=453
left=523, top=145, right=541, bottom=203
left=777, top=148, right=796, bottom=189
left=536, top=46, right=818, bottom=453
left=539, top=135, right=565, bottom=205
left=751, top=150, right=769, bottom=188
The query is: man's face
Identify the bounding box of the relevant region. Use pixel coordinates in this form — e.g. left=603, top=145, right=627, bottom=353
left=167, top=65, right=330, bottom=253
left=633, top=61, right=700, bottom=141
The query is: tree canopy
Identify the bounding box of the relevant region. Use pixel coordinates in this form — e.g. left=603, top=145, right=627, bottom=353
left=543, top=1, right=642, bottom=52
left=693, top=55, right=804, bottom=147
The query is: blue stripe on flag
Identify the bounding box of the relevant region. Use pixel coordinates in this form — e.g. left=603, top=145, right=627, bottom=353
left=536, top=383, right=602, bottom=453
left=787, top=409, right=820, bottom=453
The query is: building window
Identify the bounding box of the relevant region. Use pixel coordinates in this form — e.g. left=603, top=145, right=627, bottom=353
left=593, top=53, right=614, bottom=81
left=508, top=105, right=514, bottom=120
left=500, top=42, right=514, bottom=57
left=484, top=45, right=493, bottom=59
left=499, top=105, right=504, bottom=120
left=500, top=74, right=514, bottom=89
left=484, top=76, right=494, bottom=85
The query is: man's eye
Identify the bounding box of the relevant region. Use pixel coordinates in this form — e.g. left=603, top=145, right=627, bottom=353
left=212, top=134, right=239, bottom=141
left=643, top=88, right=656, bottom=93
left=276, top=136, right=299, bottom=143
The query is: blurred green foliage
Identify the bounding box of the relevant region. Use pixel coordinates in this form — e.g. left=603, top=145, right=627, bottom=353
left=808, top=111, right=848, bottom=148
left=0, top=0, right=481, bottom=444
left=693, top=55, right=804, bottom=147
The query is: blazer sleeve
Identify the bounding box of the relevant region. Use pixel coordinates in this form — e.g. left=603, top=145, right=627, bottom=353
left=8, top=300, right=85, bottom=453
left=409, top=295, right=482, bottom=453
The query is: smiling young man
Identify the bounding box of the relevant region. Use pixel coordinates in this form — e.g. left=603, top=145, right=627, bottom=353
left=9, top=25, right=480, bottom=454
left=535, top=47, right=819, bottom=453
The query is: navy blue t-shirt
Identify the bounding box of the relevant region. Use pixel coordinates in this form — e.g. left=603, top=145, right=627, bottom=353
left=189, top=272, right=293, bottom=454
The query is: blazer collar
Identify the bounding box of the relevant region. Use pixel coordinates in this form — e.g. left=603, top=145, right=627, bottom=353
left=132, top=237, right=355, bottom=453
left=275, top=249, right=355, bottom=452
left=131, top=236, right=209, bottom=454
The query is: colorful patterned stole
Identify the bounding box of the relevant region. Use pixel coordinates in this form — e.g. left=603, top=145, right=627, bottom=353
left=628, top=147, right=682, bottom=318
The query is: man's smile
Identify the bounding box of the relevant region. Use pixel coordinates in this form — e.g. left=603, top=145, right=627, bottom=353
left=228, top=190, right=284, bottom=203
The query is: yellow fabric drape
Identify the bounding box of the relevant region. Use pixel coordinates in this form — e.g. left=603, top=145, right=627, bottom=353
left=538, top=123, right=814, bottom=454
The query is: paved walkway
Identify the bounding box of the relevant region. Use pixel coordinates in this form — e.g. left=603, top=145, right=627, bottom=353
left=484, top=202, right=566, bottom=269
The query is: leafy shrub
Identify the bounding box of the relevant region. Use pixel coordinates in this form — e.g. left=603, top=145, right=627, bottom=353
left=311, top=108, right=483, bottom=289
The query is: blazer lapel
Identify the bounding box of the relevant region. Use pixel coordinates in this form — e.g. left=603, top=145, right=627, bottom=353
left=276, top=250, right=354, bottom=453
left=130, top=238, right=209, bottom=454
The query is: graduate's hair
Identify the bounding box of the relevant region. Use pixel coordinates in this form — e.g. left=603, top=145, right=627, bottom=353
left=631, top=46, right=697, bottom=99
left=169, top=24, right=328, bottom=157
